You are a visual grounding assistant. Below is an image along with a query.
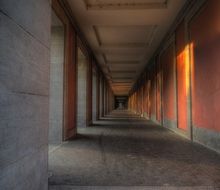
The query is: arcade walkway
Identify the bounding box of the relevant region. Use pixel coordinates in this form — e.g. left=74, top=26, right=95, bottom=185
left=1, top=1, right=220, bottom=189
left=49, top=110, right=220, bottom=190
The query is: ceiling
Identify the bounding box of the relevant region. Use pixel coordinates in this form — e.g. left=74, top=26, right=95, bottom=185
left=66, top=0, right=187, bottom=95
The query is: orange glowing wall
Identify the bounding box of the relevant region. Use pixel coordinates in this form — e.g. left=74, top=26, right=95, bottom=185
left=189, top=0, right=220, bottom=132
left=161, top=43, right=176, bottom=122
left=176, top=21, right=188, bottom=131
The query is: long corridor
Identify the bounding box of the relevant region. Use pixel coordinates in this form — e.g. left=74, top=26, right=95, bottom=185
left=49, top=110, right=220, bottom=190
left=1, top=1, right=220, bottom=189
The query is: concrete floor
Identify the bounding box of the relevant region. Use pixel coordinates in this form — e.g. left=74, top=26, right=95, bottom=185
left=49, top=110, right=220, bottom=190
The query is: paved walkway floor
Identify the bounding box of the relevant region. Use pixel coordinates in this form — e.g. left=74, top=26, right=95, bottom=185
left=49, top=110, right=220, bottom=190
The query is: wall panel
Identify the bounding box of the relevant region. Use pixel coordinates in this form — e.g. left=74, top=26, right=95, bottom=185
left=156, top=58, right=162, bottom=123
left=176, top=21, right=188, bottom=131
left=52, top=0, right=77, bottom=140
left=161, top=43, right=176, bottom=125
left=189, top=0, right=220, bottom=152
left=150, top=64, right=156, bottom=121
left=0, top=0, right=50, bottom=189
left=190, top=0, right=220, bottom=132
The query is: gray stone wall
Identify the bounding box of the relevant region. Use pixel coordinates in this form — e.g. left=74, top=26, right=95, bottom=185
left=92, top=69, right=97, bottom=122
left=49, top=26, right=64, bottom=145
left=193, top=126, right=220, bottom=154
left=77, top=50, right=87, bottom=128
left=103, top=82, right=106, bottom=116
left=99, top=78, right=103, bottom=118
left=0, top=0, right=50, bottom=189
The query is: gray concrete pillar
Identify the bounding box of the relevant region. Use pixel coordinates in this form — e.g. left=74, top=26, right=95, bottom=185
left=99, top=76, right=104, bottom=118
left=49, top=12, right=64, bottom=145
left=92, top=68, right=97, bottom=122
left=0, top=0, right=51, bottom=189
left=77, top=48, right=87, bottom=128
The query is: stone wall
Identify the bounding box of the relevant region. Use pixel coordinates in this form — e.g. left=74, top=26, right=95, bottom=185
left=49, top=26, right=64, bottom=145
left=92, top=68, right=97, bottom=122
left=77, top=49, right=87, bottom=128
left=0, top=0, right=51, bottom=189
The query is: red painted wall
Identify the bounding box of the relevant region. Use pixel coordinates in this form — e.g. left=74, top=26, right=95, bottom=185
left=176, top=21, right=188, bottom=130
left=137, top=88, right=140, bottom=113
left=156, top=59, right=162, bottom=122
left=138, top=87, right=142, bottom=114
left=66, top=27, right=77, bottom=133
left=143, top=74, right=147, bottom=114
left=161, top=43, right=176, bottom=121
left=143, top=73, right=150, bottom=117
left=140, top=85, right=144, bottom=114
left=189, top=0, right=220, bottom=131
left=146, top=79, right=151, bottom=118
left=53, top=0, right=77, bottom=140
left=150, top=64, right=156, bottom=118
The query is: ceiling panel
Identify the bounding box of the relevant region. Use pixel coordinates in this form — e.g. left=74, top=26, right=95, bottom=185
left=107, top=61, right=139, bottom=65
left=84, top=0, right=168, bottom=10
left=111, top=72, right=135, bottom=76
left=105, top=53, right=141, bottom=62
left=108, top=65, right=138, bottom=72
left=94, top=25, right=156, bottom=48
